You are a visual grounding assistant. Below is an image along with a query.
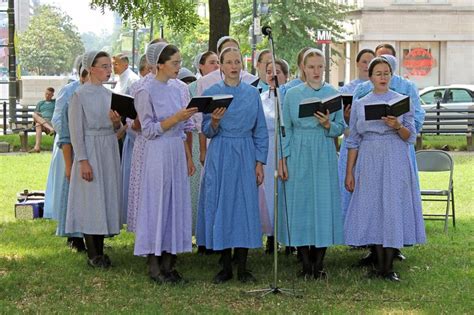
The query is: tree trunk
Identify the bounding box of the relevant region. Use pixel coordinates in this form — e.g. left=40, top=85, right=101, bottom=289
left=208, top=0, right=230, bottom=53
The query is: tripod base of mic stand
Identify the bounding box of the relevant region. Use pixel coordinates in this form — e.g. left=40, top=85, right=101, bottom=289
left=246, top=285, right=302, bottom=297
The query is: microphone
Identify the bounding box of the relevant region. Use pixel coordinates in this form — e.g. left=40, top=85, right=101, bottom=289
left=262, top=26, right=272, bottom=36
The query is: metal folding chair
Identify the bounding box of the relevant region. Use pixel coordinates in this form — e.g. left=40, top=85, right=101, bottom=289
left=415, top=150, right=455, bottom=232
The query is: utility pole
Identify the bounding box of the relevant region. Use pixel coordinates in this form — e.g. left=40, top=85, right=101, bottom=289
left=7, top=0, right=17, bottom=123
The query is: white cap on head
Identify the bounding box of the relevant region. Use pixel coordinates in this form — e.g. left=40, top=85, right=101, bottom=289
left=381, top=54, right=398, bottom=74
left=146, top=42, right=169, bottom=66
left=178, top=67, right=196, bottom=81
left=302, top=48, right=324, bottom=64
left=217, top=36, right=239, bottom=53
left=82, top=51, right=106, bottom=72
left=74, top=54, right=83, bottom=73
left=193, top=52, right=205, bottom=73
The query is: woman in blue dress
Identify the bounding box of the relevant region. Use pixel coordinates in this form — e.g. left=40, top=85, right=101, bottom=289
left=338, top=49, right=375, bottom=221
left=197, top=47, right=269, bottom=283
left=344, top=57, right=426, bottom=281
left=278, top=48, right=345, bottom=279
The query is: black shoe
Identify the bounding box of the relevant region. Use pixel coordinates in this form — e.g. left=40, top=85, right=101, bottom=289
left=87, top=256, right=107, bottom=268
left=71, top=238, right=87, bottom=252
left=102, top=254, right=111, bottom=268
left=354, top=252, right=376, bottom=267
left=313, top=270, right=328, bottom=280
left=394, top=251, right=406, bottom=261
left=150, top=273, right=167, bottom=284
left=213, top=269, right=233, bottom=284
left=237, top=270, right=256, bottom=283
left=366, top=269, right=384, bottom=279
left=384, top=272, right=400, bottom=282
left=165, top=270, right=187, bottom=284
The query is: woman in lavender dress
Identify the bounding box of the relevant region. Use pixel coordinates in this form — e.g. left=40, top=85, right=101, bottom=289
left=133, top=43, right=198, bottom=284
left=344, top=57, right=426, bottom=282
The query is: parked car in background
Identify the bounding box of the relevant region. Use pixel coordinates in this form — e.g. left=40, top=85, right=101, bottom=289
left=419, top=84, right=474, bottom=132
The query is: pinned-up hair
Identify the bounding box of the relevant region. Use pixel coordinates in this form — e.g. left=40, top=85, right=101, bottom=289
left=265, top=59, right=289, bottom=77
left=375, top=43, right=396, bottom=57
left=219, top=47, right=242, bottom=64
left=356, top=49, right=375, bottom=62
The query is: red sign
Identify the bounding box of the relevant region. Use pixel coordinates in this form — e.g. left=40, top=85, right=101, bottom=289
left=402, top=48, right=435, bottom=77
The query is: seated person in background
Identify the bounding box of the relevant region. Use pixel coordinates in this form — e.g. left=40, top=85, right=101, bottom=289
left=31, top=87, right=55, bottom=153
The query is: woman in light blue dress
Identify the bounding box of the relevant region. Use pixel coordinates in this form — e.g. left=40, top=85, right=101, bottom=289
left=344, top=57, right=425, bottom=282
left=338, top=49, right=375, bottom=221
left=278, top=48, right=345, bottom=279
left=197, top=47, right=268, bottom=284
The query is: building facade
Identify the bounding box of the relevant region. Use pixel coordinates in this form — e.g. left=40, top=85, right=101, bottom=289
left=334, top=0, right=474, bottom=89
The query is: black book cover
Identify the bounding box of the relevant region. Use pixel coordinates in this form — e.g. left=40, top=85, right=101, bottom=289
left=342, top=94, right=353, bottom=109
left=298, top=94, right=342, bottom=118
left=111, top=93, right=137, bottom=119
left=364, top=95, right=410, bottom=120
left=187, top=95, right=233, bottom=114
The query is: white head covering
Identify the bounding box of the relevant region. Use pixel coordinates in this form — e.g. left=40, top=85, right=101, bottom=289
left=178, top=67, right=196, bottom=81
left=381, top=54, right=398, bottom=74
left=146, top=42, right=169, bottom=66
left=217, top=36, right=239, bottom=54
left=74, top=54, right=83, bottom=72
left=193, top=52, right=204, bottom=73
left=302, top=48, right=325, bottom=64
left=82, top=51, right=101, bottom=72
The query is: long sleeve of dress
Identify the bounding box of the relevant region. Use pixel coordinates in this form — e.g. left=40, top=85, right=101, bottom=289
left=135, top=89, right=164, bottom=140
left=201, top=113, right=218, bottom=138
left=58, top=98, right=71, bottom=148
left=409, top=81, right=425, bottom=133
left=252, top=97, right=269, bottom=164
left=324, top=109, right=345, bottom=138
left=346, top=99, right=362, bottom=150
left=402, top=101, right=417, bottom=145
left=68, top=93, right=87, bottom=161
left=281, top=93, right=293, bottom=158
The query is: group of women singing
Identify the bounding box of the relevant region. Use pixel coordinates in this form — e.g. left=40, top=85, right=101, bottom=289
left=48, top=36, right=425, bottom=285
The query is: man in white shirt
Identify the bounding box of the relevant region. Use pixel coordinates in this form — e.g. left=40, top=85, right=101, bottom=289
left=112, top=53, right=139, bottom=95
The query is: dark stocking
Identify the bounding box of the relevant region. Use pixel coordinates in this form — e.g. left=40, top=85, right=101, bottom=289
left=383, top=247, right=395, bottom=275
left=310, top=246, right=327, bottom=273
left=148, top=254, right=160, bottom=277
left=298, top=246, right=312, bottom=275
left=373, top=245, right=384, bottom=274
left=221, top=248, right=233, bottom=273
left=234, top=248, right=249, bottom=274
left=160, top=252, right=173, bottom=274
left=84, top=234, right=97, bottom=260
left=93, top=235, right=104, bottom=256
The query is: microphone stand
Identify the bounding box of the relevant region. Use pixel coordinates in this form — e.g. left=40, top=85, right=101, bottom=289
left=246, top=28, right=301, bottom=297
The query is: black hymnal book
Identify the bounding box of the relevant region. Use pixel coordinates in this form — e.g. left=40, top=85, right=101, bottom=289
left=186, top=94, right=234, bottom=114
left=342, top=94, right=353, bottom=109
left=364, top=95, right=410, bottom=121
left=298, top=94, right=342, bottom=118
left=111, top=93, right=137, bottom=119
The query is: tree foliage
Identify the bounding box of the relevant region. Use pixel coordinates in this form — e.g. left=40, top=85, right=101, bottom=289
left=18, top=5, right=84, bottom=75
left=230, top=0, right=351, bottom=73
left=90, top=0, right=200, bottom=32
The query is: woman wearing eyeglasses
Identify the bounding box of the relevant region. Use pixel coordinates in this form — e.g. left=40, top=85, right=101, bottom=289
left=133, top=43, right=198, bottom=284
left=344, top=57, right=425, bottom=282
left=66, top=51, right=123, bottom=268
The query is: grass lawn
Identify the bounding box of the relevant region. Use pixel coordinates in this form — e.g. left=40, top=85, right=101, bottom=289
left=0, top=153, right=473, bottom=313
